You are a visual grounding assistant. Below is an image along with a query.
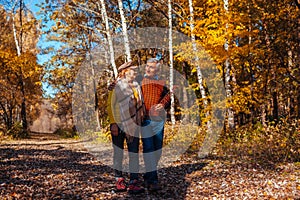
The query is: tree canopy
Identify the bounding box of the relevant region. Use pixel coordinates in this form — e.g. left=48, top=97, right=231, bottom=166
left=0, top=0, right=299, bottom=157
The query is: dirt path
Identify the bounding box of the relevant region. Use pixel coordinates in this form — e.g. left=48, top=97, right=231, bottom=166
left=0, top=132, right=299, bottom=199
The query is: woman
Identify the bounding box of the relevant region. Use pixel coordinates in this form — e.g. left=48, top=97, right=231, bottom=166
left=107, top=61, right=145, bottom=194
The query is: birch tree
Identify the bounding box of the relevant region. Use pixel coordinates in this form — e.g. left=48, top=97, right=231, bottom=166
left=117, top=0, right=131, bottom=62
left=168, top=0, right=175, bottom=125
left=187, top=0, right=213, bottom=157
left=12, top=0, right=28, bottom=134
left=94, top=0, right=118, bottom=129
left=0, top=1, right=42, bottom=135
left=98, top=0, right=118, bottom=78
left=223, top=0, right=235, bottom=130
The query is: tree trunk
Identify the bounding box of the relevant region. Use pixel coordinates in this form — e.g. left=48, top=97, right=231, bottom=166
left=223, top=0, right=235, bottom=130
left=187, top=0, right=214, bottom=157
left=297, top=1, right=300, bottom=118
left=12, top=0, right=28, bottom=133
left=261, top=104, right=266, bottom=126
left=272, top=91, right=278, bottom=123
left=248, top=3, right=255, bottom=125
left=168, top=0, right=176, bottom=125
left=99, top=0, right=118, bottom=78
left=297, top=90, right=300, bottom=118
left=117, top=0, right=131, bottom=62
left=181, top=62, right=189, bottom=124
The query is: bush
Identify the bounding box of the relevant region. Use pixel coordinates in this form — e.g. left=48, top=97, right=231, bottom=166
left=54, top=127, right=78, bottom=138
left=7, top=122, right=29, bottom=139
left=219, top=119, right=300, bottom=164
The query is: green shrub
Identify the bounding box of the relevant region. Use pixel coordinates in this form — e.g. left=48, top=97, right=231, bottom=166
left=219, top=119, right=300, bottom=163
left=7, top=122, right=29, bottom=139
left=54, top=127, right=78, bottom=138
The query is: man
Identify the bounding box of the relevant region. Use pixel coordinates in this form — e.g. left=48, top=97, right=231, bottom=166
left=141, top=58, right=170, bottom=191
left=107, top=61, right=145, bottom=194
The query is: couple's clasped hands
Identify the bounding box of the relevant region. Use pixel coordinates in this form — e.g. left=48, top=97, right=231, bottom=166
left=149, top=103, right=164, bottom=116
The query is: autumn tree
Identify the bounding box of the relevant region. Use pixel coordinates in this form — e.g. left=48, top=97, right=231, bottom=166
left=0, top=3, right=43, bottom=136
left=38, top=0, right=299, bottom=139
left=39, top=0, right=153, bottom=130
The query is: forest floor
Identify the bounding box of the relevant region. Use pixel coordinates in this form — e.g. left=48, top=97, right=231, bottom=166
left=0, top=132, right=299, bottom=200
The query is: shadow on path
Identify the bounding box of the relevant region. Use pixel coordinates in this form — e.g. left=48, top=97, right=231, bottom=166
left=115, top=161, right=208, bottom=200
left=0, top=135, right=207, bottom=199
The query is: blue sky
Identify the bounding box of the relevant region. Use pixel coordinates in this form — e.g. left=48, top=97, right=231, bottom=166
left=26, top=0, right=53, bottom=65
left=26, top=0, right=59, bottom=97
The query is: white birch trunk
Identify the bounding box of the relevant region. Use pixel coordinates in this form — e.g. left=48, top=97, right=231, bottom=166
left=12, top=17, right=21, bottom=56
left=99, top=0, right=118, bottom=78
left=117, top=0, right=131, bottom=62
left=188, top=0, right=213, bottom=158
left=223, top=0, right=235, bottom=130
left=168, top=0, right=176, bottom=125
left=188, top=0, right=210, bottom=113
left=12, top=0, right=27, bottom=132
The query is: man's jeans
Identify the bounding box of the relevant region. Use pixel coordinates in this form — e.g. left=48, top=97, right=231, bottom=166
left=112, top=128, right=139, bottom=181
left=142, top=119, right=165, bottom=184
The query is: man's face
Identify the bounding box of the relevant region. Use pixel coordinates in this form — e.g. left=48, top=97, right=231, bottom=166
left=145, top=62, right=157, bottom=78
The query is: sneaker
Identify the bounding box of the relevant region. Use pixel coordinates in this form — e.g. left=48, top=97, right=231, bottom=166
left=148, top=183, right=162, bottom=192
left=128, top=179, right=145, bottom=194
left=115, top=177, right=127, bottom=192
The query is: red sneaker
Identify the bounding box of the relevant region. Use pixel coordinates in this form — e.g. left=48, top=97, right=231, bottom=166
left=128, top=179, right=145, bottom=194
left=116, top=177, right=127, bottom=191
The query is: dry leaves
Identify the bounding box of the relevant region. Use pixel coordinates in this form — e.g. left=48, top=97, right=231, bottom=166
left=0, top=133, right=299, bottom=199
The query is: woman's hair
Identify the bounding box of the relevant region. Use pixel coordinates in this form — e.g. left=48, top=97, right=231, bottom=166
left=118, top=68, right=130, bottom=78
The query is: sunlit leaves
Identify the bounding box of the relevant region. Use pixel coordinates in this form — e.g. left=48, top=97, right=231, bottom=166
left=0, top=5, right=43, bottom=132
left=178, top=0, right=299, bottom=126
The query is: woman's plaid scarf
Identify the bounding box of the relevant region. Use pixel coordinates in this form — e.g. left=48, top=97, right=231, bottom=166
left=114, top=78, right=145, bottom=142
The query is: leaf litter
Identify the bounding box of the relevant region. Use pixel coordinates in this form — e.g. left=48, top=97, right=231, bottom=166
left=0, top=132, right=299, bottom=199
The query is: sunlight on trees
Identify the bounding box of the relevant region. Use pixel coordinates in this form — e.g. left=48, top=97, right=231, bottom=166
left=0, top=0, right=299, bottom=160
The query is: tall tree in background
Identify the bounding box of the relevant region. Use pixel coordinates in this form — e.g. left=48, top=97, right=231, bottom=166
left=0, top=2, right=42, bottom=135
left=297, top=0, right=300, bottom=117
left=187, top=0, right=213, bottom=157
left=223, top=0, right=235, bottom=130
left=117, top=0, right=131, bottom=61
left=168, top=0, right=175, bottom=125
left=40, top=0, right=100, bottom=129
left=12, top=0, right=28, bottom=133
left=34, top=0, right=299, bottom=136
left=99, top=0, right=117, bottom=78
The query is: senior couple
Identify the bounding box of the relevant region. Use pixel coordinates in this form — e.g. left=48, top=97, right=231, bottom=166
left=107, top=58, right=170, bottom=194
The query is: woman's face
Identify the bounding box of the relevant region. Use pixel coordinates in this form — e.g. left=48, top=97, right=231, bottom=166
left=125, top=67, right=138, bottom=82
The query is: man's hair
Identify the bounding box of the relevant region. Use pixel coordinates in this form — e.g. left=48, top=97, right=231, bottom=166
left=147, top=58, right=158, bottom=63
